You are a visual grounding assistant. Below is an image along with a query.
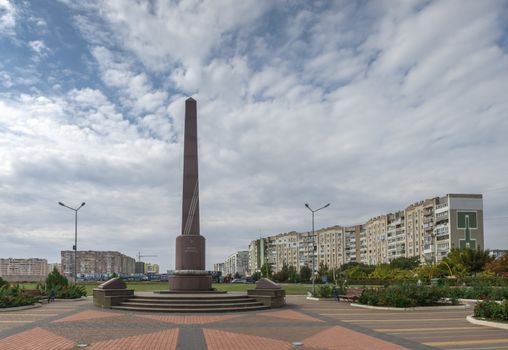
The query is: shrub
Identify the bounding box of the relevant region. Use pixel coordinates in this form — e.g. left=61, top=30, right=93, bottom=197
left=474, top=300, right=508, bottom=321
left=312, top=284, right=340, bottom=298
left=358, top=283, right=445, bottom=307
left=38, top=268, right=86, bottom=299
left=0, top=284, right=37, bottom=308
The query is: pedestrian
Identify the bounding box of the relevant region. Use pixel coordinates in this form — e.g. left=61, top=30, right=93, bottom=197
left=48, top=290, right=56, bottom=303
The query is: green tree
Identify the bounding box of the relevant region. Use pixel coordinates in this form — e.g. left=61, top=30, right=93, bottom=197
left=288, top=265, right=300, bottom=283
left=317, top=262, right=329, bottom=282
left=390, top=256, right=420, bottom=270
left=444, top=248, right=494, bottom=276
left=261, top=263, right=273, bottom=278
left=251, top=271, right=262, bottom=282
left=45, top=267, right=69, bottom=290
left=300, top=265, right=312, bottom=282
left=485, top=253, right=508, bottom=274
left=0, top=277, right=8, bottom=289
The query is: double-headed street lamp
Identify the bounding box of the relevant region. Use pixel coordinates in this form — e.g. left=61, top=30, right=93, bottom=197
left=305, top=202, right=330, bottom=293
left=58, top=201, right=85, bottom=282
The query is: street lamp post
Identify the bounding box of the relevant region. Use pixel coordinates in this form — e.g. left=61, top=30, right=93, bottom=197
left=305, top=203, right=330, bottom=294
left=58, top=202, right=86, bottom=282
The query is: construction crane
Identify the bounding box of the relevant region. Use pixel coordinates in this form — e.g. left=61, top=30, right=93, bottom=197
left=137, top=251, right=158, bottom=262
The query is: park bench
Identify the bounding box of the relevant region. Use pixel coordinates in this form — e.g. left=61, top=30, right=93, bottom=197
left=21, top=289, right=43, bottom=297
left=337, top=288, right=364, bottom=302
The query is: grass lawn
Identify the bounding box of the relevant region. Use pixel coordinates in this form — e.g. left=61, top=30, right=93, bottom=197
left=18, top=282, right=314, bottom=296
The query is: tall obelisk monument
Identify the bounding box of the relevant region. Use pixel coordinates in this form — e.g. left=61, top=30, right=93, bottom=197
left=169, top=98, right=212, bottom=291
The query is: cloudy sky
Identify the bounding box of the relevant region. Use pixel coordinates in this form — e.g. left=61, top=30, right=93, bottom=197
left=1, top=0, right=507, bottom=271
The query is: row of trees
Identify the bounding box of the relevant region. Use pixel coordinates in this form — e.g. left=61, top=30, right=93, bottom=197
left=254, top=248, right=507, bottom=284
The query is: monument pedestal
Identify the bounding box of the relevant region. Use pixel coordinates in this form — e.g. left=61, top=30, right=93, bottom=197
left=169, top=274, right=212, bottom=291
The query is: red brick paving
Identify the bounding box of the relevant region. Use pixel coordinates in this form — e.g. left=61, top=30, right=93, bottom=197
left=259, top=309, right=324, bottom=322
left=51, top=309, right=120, bottom=323
left=87, top=328, right=179, bottom=350
left=203, top=328, right=292, bottom=350
left=302, top=326, right=409, bottom=350
left=0, top=327, right=75, bottom=350
left=137, top=314, right=243, bottom=324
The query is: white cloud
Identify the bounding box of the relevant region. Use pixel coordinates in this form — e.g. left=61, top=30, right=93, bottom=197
left=28, top=40, right=50, bottom=57
left=1, top=1, right=508, bottom=270
left=0, top=0, right=15, bottom=35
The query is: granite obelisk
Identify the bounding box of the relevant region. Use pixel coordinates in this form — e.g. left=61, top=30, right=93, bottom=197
left=169, top=97, right=212, bottom=291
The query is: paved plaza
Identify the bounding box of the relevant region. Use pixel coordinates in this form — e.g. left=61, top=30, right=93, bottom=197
left=0, top=296, right=507, bottom=350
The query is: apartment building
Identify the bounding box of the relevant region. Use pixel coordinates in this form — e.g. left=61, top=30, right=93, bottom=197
left=240, top=193, right=484, bottom=273
left=0, top=258, right=48, bottom=282
left=61, top=250, right=135, bottom=278
left=223, top=251, right=249, bottom=277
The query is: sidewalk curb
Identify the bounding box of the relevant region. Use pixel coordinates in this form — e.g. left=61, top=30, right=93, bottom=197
left=466, top=315, right=508, bottom=330
left=0, top=303, right=42, bottom=312
left=351, top=303, right=470, bottom=311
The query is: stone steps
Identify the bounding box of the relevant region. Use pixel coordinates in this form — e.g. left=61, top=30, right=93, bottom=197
left=112, top=294, right=269, bottom=313
left=111, top=304, right=268, bottom=313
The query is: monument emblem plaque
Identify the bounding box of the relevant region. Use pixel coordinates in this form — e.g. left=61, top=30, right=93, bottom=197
left=169, top=98, right=212, bottom=291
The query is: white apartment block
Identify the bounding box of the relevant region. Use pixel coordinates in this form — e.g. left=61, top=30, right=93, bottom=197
left=223, top=251, right=249, bottom=277
left=0, top=258, right=48, bottom=282
left=243, top=193, right=484, bottom=272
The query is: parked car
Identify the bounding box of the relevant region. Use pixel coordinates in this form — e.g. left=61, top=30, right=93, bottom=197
left=231, top=278, right=247, bottom=284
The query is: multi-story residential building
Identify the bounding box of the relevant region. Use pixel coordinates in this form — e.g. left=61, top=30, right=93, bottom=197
left=317, top=225, right=343, bottom=270
left=223, top=251, right=249, bottom=277
left=47, top=262, right=62, bottom=274
left=240, top=193, right=484, bottom=272
left=248, top=238, right=265, bottom=273
left=344, top=225, right=362, bottom=263
left=0, top=258, right=48, bottom=282
left=365, top=215, right=387, bottom=265
left=386, top=211, right=406, bottom=261
left=61, top=251, right=135, bottom=278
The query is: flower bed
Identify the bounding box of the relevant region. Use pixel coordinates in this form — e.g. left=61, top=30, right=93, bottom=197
left=0, top=282, right=37, bottom=308
left=358, top=284, right=451, bottom=308
left=474, top=300, right=508, bottom=322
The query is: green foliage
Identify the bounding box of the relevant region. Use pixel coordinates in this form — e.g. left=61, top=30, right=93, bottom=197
left=261, top=263, right=272, bottom=278
left=358, top=283, right=445, bottom=308
left=486, top=253, right=508, bottom=275
left=317, top=262, right=329, bottom=281
left=390, top=256, right=421, bottom=270
left=474, top=300, right=508, bottom=321
left=312, top=284, right=336, bottom=298
left=439, top=286, right=508, bottom=300
left=443, top=248, right=494, bottom=276
left=0, top=284, right=37, bottom=308
left=251, top=271, right=261, bottom=282
left=45, top=267, right=69, bottom=290
left=274, top=262, right=290, bottom=282
left=369, top=264, right=415, bottom=280
left=0, top=277, right=8, bottom=289
left=343, top=263, right=375, bottom=280
left=111, top=272, right=119, bottom=278
left=288, top=265, right=300, bottom=283
left=299, top=265, right=312, bottom=282
left=39, top=268, right=86, bottom=299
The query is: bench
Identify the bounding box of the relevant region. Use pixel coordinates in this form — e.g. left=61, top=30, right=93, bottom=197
left=337, top=288, right=364, bottom=302
left=21, top=289, right=43, bottom=297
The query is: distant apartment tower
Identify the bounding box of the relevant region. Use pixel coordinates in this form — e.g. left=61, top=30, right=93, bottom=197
left=223, top=251, right=249, bottom=277
left=317, top=226, right=344, bottom=270
left=61, top=251, right=135, bottom=278
left=213, top=262, right=225, bottom=275
left=248, top=238, right=266, bottom=273
left=0, top=258, right=48, bottom=282
left=135, top=262, right=145, bottom=274
left=144, top=263, right=159, bottom=274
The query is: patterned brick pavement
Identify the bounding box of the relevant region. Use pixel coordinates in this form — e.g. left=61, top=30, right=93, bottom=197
left=0, top=296, right=450, bottom=350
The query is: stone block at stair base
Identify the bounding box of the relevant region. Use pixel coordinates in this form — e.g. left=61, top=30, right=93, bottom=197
left=169, top=274, right=212, bottom=291
left=247, top=289, right=286, bottom=308
left=93, top=288, right=134, bottom=308
left=247, top=278, right=286, bottom=308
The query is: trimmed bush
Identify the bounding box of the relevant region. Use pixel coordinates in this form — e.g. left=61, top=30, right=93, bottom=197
left=358, top=283, right=445, bottom=307
left=474, top=300, right=508, bottom=322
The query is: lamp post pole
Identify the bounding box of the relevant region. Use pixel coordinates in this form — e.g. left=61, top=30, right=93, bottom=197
left=305, top=203, right=330, bottom=294
left=58, top=202, right=86, bottom=282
